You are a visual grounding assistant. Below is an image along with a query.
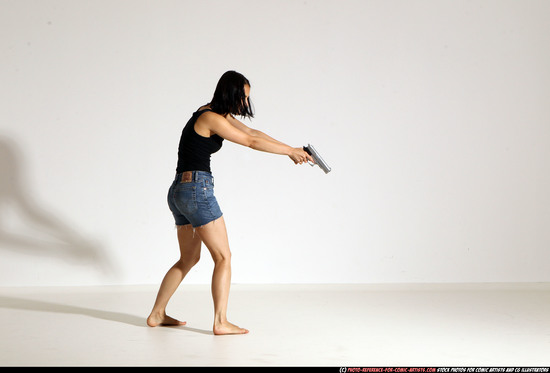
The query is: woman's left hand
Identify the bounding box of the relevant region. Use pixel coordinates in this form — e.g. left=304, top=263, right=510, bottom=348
left=289, top=147, right=314, bottom=165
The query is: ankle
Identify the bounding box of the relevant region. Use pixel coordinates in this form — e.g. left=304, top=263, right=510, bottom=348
left=214, top=315, right=228, bottom=325
left=149, top=308, right=165, bottom=317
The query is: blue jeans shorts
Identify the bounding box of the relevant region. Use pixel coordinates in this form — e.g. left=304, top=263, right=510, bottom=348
left=167, top=171, right=223, bottom=228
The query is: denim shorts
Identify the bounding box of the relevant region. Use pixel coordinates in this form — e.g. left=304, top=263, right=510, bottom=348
left=167, top=171, right=223, bottom=228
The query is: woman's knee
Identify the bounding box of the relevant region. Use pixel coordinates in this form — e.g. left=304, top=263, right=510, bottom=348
left=212, top=250, right=231, bottom=266
left=191, top=252, right=201, bottom=266
left=178, top=251, right=201, bottom=267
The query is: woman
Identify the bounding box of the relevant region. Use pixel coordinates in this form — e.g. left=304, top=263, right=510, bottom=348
left=147, top=71, right=313, bottom=335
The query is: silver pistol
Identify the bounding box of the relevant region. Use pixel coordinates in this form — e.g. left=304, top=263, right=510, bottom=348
left=303, top=144, right=331, bottom=174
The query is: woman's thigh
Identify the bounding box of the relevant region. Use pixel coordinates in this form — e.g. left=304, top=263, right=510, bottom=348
left=177, top=225, right=202, bottom=260
left=195, top=217, right=231, bottom=262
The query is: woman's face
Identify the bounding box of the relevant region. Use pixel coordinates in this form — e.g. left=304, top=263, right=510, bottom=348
left=243, top=84, right=250, bottom=108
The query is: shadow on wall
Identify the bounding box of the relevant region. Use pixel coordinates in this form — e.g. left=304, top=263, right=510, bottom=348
left=0, top=135, right=116, bottom=280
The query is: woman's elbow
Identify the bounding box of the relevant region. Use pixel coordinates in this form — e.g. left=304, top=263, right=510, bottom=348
left=248, top=136, right=259, bottom=150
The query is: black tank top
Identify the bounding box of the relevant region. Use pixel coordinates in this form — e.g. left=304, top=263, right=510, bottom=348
left=176, top=108, right=224, bottom=173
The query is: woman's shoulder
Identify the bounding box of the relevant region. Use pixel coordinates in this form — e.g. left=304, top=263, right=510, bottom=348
left=194, top=106, right=229, bottom=136
left=197, top=106, right=230, bottom=123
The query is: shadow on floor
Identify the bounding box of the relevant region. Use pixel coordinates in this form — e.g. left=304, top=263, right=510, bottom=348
left=0, top=295, right=213, bottom=335
left=0, top=295, right=145, bottom=327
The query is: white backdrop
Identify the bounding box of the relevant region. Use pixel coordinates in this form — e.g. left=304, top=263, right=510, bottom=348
left=1, top=0, right=549, bottom=286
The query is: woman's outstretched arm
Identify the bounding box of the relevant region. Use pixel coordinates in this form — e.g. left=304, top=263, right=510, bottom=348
left=199, top=112, right=313, bottom=165
left=226, top=115, right=287, bottom=146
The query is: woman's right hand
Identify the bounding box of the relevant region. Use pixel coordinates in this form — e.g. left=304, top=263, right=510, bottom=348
left=289, top=147, right=314, bottom=165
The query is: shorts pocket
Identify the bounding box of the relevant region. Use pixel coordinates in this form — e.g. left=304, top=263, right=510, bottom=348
left=174, top=184, right=198, bottom=215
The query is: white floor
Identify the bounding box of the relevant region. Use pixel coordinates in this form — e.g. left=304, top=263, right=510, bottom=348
left=0, top=283, right=549, bottom=367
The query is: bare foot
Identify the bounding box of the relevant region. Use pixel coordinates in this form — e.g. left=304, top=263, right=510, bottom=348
left=147, top=312, right=186, bottom=327
left=213, top=321, right=249, bottom=335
